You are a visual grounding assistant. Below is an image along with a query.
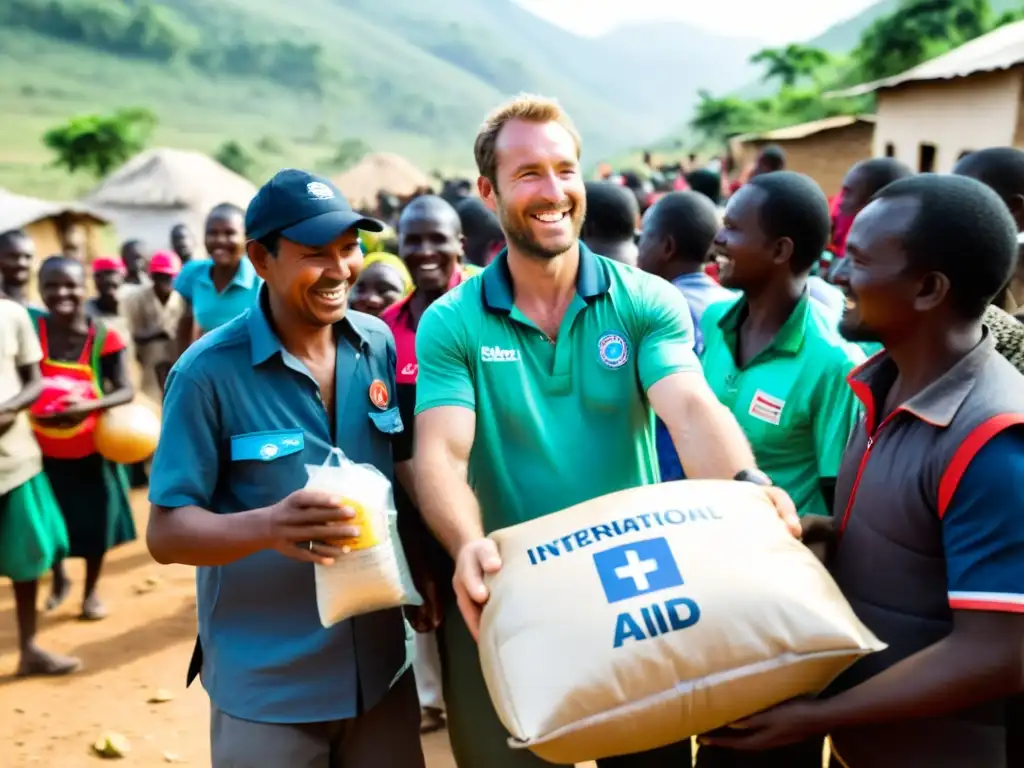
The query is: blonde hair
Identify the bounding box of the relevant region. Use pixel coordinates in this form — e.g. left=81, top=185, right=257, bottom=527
left=473, top=93, right=582, bottom=187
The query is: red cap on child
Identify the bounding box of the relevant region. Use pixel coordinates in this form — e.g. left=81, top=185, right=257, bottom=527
left=148, top=251, right=182, bottom=277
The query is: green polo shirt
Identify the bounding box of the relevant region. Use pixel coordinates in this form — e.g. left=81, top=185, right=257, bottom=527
left=700, top=292, right=864, bottom=518
left=414, top=245, right=700, bottom=533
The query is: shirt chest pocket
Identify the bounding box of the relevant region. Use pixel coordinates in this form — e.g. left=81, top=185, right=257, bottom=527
left=737, top=383, right=807, bottom=457
left=228, top=429, right=306, bottom=507
left=363, top=408, right=402, bottom=468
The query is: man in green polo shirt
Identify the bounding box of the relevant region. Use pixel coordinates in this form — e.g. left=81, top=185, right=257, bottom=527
left=413, top=94, right=800, bottom=768
left=696, top=172, right=863, bottom=768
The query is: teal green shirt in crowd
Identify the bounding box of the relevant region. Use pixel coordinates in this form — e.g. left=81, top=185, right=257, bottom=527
left=700, top=292, right=864, bottom=518
left=414, top=245, right=701, bottom=533
left=174, top=258, right=262, bottom=334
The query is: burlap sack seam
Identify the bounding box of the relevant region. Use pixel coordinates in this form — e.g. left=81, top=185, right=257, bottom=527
left=506, top=646, right=876, bottom=749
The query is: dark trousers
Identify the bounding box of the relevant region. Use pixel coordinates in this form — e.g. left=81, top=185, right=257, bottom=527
left=695, top=738, right=826, bottom=768
left=209, top=670, right=425, bottom=768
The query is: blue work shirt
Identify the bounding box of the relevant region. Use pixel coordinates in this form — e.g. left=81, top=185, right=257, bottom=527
left=148, top=287, right=411, bottom=724
left=174, top=257, right=262, bottom=334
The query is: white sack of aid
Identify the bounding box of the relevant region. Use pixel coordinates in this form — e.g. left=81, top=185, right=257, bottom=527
left=305, top=448, right=421, bottom=627
left=477, top=479, right=885, bottom=765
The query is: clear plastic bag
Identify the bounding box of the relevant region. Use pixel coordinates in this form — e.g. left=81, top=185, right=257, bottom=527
left=306, top=448, right=422, bottom=628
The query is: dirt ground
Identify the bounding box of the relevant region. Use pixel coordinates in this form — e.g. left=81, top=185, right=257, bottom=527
left=0, top=491, right=468, bottom=768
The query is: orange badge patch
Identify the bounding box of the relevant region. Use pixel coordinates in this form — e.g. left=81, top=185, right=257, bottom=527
left=369, top=379, right=389, bottom=409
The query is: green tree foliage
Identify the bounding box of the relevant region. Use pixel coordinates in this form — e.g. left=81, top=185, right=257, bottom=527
left=854, top=0, right=992, bottom=80
left=326, top=138, right=371, bottom=172
left=214, top=141, right=257, bottom=180
left=2, top=0, right=326, bottom=94
left=43, top=107, right=157, bottom=177
left=751, top=44, right=832, bottom=87
left=692, top=0, right=1016, bottom=142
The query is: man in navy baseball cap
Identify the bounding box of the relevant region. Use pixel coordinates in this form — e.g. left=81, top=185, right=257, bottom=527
left=150, top=166, right=429, bottom=767
left=246, top=168, right=384, bottom=246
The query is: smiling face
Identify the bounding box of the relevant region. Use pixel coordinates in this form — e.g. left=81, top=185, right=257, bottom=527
left=251, top=228, right=364, bottom=327
left=350, top=261, right=406, bottom=316
left=480, top=118, right=585, bottom=261
left=399, top=208, right=464, bottom=293
left=205, top=212, right=245, bottom=268
left=835, top=196, right=922, bottom=344
left=712, top=185, right=777, bottom=291
left=40, top=259, right=86, bottom=320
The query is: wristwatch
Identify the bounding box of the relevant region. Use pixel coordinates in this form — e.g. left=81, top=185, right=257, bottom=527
left=733, top=468, right=773, bottom=487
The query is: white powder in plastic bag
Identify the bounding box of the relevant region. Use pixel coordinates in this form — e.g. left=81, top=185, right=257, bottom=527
left=306, top=448, right=422, bottom=627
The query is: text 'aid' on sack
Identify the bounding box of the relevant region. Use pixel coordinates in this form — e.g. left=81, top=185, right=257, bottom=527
left=478, top=480, right=885, bottom=765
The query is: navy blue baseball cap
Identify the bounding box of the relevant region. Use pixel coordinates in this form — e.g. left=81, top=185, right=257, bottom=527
left=245, top=169, right=384, bottom=247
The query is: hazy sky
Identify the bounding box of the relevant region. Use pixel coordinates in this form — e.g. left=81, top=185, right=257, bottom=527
left=516, top=0, right=881, bottom=43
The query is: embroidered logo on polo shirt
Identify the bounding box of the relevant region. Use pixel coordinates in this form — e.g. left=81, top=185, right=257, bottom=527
left=481, top=345, right=521, bottom=362
left=748, top=390, right=785, bottom=426
left=598, top=332, right=629, bottom=369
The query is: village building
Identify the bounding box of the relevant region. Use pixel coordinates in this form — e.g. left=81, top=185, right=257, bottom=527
left=832, top=19, right=1024, bottom=174
left=332, top=152, right=435, bottom=211
left=81, top=147, right=256, bottom=254
left=729, top=115, right=876, bottom=196
left=0, top=188, right=109, bottom=299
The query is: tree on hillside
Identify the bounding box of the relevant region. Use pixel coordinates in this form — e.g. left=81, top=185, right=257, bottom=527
left=214, top=141, right=257, bottom=180
left=750, top=44, right=832, bottom=87
left=43, top=107, right=156, bottom=177
left=854, top=0, right=993, bottom=80
left=690, top=91, right=768, bottom=139
left=326, top=138, right=371, bottom=172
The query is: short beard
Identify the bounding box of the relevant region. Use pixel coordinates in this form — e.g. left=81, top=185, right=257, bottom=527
left=495, top=193, right=581, bottom=261
left=838, top=318, right=881, bottom=343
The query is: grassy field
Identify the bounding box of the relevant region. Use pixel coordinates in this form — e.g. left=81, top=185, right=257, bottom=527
left=0, top=28, right=481, bottom=200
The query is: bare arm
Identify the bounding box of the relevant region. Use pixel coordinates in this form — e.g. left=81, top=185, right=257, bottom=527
left=147, top=504, right=270, bottom=566
left=414, top=405, right=481, bottom=559
left=819, top=611, right=1024, bottom=730
left=648, top=371, right=757, bottom=479
left=174, top=301, right=194, bottom=361
left=96, top=348, right=134, bottom=410
left=394, top=459, right=419, bottom=508
left=0, top=362, right=42, bottom=414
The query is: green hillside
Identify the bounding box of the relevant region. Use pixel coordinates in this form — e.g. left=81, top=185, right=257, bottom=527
left=0, top=0, right=763, bottom=199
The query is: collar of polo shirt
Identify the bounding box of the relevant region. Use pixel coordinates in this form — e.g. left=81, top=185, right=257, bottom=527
left=481, top=243, right=611, bottom=314
left=196, top=256, right=259, bottom=290
left=246, top=284, right=369, bottom=366
left=717, top=289, right=814, bottom=357
left=848, top=326, right=995, bottom=430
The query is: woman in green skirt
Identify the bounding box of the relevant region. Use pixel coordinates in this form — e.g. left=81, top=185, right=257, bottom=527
left=30, top=256, right=136, bottom=621
left=0, top=296, right=79, bottom=675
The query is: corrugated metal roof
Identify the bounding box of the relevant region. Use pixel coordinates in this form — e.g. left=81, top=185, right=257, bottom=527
left=731, top=114, right=875, bottom=143
left=829, top=19, right=1024, bottom=97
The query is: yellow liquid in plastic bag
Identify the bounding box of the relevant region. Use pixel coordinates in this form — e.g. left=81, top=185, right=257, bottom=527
left=338, top=497, right=379, bottom=550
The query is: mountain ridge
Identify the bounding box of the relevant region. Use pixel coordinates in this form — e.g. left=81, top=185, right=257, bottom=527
left=0, top=0, right=764, bottom=197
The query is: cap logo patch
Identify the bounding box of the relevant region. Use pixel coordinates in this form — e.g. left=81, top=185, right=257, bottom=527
left=307, top=181, right=334, bottom=200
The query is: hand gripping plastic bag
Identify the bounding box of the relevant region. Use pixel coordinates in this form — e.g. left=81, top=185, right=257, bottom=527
left=306, top=448, right=422, bottom=627
left=478, top=479, right=885, bottom=764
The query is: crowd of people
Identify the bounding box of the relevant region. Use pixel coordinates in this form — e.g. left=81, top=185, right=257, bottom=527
left=2, top=91, right=1024, bottom=768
